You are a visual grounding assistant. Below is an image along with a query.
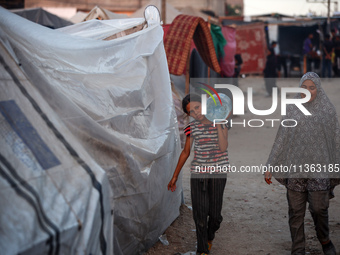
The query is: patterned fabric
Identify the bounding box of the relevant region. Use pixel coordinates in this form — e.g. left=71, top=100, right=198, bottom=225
left=184, top=121, right=229, bottom=174
left=163, top=15, right=221, bottom=76
left=266, top=72, right=340, bottom=192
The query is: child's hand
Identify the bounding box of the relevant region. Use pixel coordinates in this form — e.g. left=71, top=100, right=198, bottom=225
left=167, top=177, right=177, bottom=192
left=264, top=171, right=272, bottom=185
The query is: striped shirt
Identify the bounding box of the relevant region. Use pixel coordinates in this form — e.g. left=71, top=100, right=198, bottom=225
left=184, top=120, right=229, bottom=174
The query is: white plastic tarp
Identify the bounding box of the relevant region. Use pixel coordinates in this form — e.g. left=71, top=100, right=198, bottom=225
left=0, top=44, right=113, bottom=255
left=0, top=6, right=182, bottom=255
left=12, top=7, right=73, bottom=28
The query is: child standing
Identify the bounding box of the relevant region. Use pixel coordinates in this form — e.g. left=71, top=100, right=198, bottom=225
left=168, top=94, right=229, bottom=255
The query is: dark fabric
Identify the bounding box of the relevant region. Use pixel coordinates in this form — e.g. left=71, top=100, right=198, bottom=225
left=264, top=47, right=277, bottom=78
left=265, top=78, right=277, bottom=95
left=191, top=176, right=227, bottom=253
left=189, top=48, right=221, bottom=78
left=12, top=8, right=72, bottom=29
left=303, top=38, right=312, bottom=55
left=334, top=40, right=340, bottom=56
left=323, top=40, right=334, bottom=55
left=189, top=48, right=208, bottom=78
left=287, top=189, right=330, bottom=254
left=322, top=57, right=332, bottom=78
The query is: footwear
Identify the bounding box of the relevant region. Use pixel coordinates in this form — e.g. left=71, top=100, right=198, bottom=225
left=208, top=241, right=212, bottom=251
left=322, top=240, right=336, bottom=255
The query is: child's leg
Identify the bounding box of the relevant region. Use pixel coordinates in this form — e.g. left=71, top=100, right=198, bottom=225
left=207, top=177, right=227, bottom=241
left=191, top=177, right=210, bottom=254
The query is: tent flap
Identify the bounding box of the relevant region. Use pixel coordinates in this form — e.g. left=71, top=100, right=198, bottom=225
left=0, top=6, right=181, bottom=255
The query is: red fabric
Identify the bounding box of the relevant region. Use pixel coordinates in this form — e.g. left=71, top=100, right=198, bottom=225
left=235, top=23, right=267, bottom=74
left=219, top=26, right=236, bottom=77
left=163, top=15, right=221, bottom=76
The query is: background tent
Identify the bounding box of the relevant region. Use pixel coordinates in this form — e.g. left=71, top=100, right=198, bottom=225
left=82, top=5, right=128, bottom=22
left=69, top=11, right=88, bottom=23
left=69, top=6, right=128, bottom=24
left=12, top=7, right=73, bottom=28
left=0, top=7, right=181, bottom=255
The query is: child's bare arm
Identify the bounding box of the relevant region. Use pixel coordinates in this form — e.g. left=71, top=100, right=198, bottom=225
left=216, top=125, right=228, bottom=152
left=168, top=136, right=193, bottom=192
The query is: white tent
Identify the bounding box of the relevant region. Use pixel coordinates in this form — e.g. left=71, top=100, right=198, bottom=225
left=0, top=6, right=181, bottom=255
left=69, top=5, right=128, bottom=24
left=0, top=39, right=113, bottom=255
left=69, top=11, right=88, bottom=24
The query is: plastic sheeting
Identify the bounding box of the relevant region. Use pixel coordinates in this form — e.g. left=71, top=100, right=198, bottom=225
left=0, top=44, right=113, bottom=255
left=0, top=6, right=182, bottom=255
left=12, top=7, right=73, bottom=28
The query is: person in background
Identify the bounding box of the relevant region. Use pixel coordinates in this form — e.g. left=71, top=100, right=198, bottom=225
left=233, top=54, right=243, bottom=87
left=331, top=29, right=336, bottom=44
left=322, top=34, right=334, bottom=78
left=333, top=35, right=340, bottom=77
left=263, top=41, right=278, bottom=97
left=303, top=33, right=314, bottom=72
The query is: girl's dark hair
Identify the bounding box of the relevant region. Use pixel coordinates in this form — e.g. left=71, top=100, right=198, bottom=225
left=182, top=94, right=201, bottom=114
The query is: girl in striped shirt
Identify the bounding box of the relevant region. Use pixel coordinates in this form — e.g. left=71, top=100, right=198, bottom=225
left=168, top=94, right=229, bottom=255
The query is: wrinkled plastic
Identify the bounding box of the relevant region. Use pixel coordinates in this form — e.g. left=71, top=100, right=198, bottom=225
left=0, top=7, right=181, bottom=255
left=58, top=18, right=145, bottom=40
left=0, top=44, right=113, bottom=255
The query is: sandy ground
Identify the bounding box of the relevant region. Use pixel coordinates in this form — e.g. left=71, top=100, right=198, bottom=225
left=145, top=77, right=340, bottom=255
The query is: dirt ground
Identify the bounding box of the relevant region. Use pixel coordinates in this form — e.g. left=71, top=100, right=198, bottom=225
left=145, top=77, right=340, bottom=255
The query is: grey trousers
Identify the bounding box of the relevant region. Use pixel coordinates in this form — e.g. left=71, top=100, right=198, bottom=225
left=286, top=189, right=330, bottom=255
left=191, top=176, right=227, bottom=254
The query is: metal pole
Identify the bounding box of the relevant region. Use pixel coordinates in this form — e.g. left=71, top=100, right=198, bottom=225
left=327, top=0, right=331, bottom=33
left=335, top=1, right=338, bottom=12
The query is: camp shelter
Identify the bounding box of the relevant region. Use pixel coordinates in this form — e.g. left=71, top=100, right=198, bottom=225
left=11, top=7, right=73, bottom=28
left=69, top=5, right=128, bottom=23
left=0, top=38, right=113, bottom=255
left=130, top=0, right=181, bottom=24
left=69, top=11, right=89, bottom=24
left=58, top=17, right=146, bottom=40
left=266, top=19, right=322, bottom=56
left=263, top=19, right=323, bottom=75
left=0, top=6, right=181, bottom=255
left=221, top=19, right=267, bottom=74
left=251, top=12, right=296, bottom=22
